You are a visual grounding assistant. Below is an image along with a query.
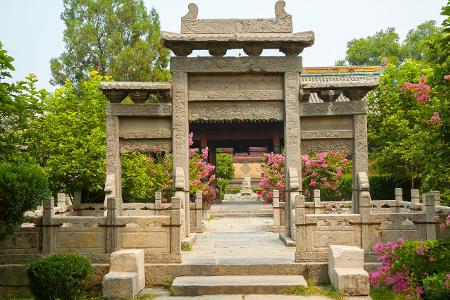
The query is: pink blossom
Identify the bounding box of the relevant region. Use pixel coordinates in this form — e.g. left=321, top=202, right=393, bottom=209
left=429, top=112, right=441, bottom=124
left=397, top=238, right=405, bottom=247
left=201, top=147, right=209, bottom=160
left=188, top=132, right=194, bottom=146
left=444, top=75, right=450, bottom=80
left=309, top=179, right=317, bottom=187
left=416, top=241, right=425, bottom=256
left=210, top=174, right=216, bottom=181
left=373, top=242, right=384, bottom=254
left=445, top=274, right=450, bottom=289
left=189, top=148, right=199, bottom=157
left=439, top=223, right=446, bottom=231
left=433, top=215, right=441, bottom=223
left=402, top=76, right=430, bottom=102
left=311, top=172, right=318, bottom=177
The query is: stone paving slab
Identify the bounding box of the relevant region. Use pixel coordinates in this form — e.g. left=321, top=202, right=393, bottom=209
left=156, top=295, right=332, bottom=300
left=172, top=275, right=307, bottom=296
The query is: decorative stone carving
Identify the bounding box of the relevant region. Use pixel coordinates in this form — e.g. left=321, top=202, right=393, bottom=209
left=243, top=45, right=263, bottom=56
left=208, top=46, right=227, bottom=57
left=318, top=90, right=343, bottom=102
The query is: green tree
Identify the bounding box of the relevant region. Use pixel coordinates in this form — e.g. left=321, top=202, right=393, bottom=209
left=403, top=20, right=440, bottom=61
left=30, top=72, right=109, bottom=198
left=50, top=0, right=170, bottom=85
left=343, top=27, right=403, bottom=66
left=0, top=42, right=47, bottom=161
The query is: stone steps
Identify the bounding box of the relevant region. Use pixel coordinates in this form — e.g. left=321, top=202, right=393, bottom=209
left=171, top=275, right=307, bottom=296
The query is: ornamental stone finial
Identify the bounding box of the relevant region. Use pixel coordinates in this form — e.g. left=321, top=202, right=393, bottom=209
left=182, top=3, right=198, bottom=20
left=275, top=0, right=289, bottom=18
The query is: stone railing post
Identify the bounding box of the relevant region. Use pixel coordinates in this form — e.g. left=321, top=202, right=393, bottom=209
left=395, top=188, right=403, bottom=212
left=424, top=193, right=437, bottom=240
left=411, top=189, right=420, bottom=209
left=175, top=167, right=188, bottom=239
left=42, top=197, right=54, bottom=255
left=359, top=189, right=371, bottom=251
left=73, top=191, right=82, bottom=210
left=195, top=190, right=203, bottom=231
left=106, top=197, right=119, bottom=254
left=294, top=194, right=306, bottom=262
left=155, top=192, right=162, bottom=215
left=313, top=189, right=321, bottom=214
left=286, top=168, right=300, bottom=240
left=171, top=196, right=182, bottom=255
left=273, top=190, right=281, bottom=231
left=430, top=191, right=440, bottom=206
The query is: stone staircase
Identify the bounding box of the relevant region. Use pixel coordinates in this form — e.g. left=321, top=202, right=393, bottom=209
left=171, top=275, right=307, bottom=296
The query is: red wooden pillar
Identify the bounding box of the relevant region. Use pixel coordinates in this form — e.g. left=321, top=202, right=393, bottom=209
left=273, top=132, right=281, bottom=154
left=200, top=133, right=207, bottom=148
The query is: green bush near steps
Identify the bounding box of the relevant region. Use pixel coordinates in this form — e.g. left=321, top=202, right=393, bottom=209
left=27, top=254, right=94, bottom=300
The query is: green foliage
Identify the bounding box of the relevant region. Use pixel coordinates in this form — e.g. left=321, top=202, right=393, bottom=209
left=0, top=162, right=49, bottom=239
left=50, top=0, right=170, bottom=85
left=340, top=21, right=440, bottom=66
left=281, top=284, right=344, bottom=300
left=370, top=286, right=408, bottom=300
left=215, top=153, right=234, bottom=180
left=216, top=177, right=228, bottom=200
left=422, top=273, right=450, bottom=300
left=122, top=152, right=153, bottom=202
left=27, top=254, right=94, bottom=300
left=225, top=188, right=240, bottom=194
left=344, top=27, right=403, bottom=65
left=30, top=72, right=109, bottom=197
left=0, top=42, right=48, bottom=162
left=181, top=244, right=192, bottom=251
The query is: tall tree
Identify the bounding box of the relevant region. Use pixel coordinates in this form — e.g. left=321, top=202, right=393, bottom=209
left=343, top=27, right=403, bottom=66
left=50, top=0, right=170, bottom=85
left=403, top=20, right=440, bottom=61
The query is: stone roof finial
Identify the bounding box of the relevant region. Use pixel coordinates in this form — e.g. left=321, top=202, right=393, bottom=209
left=275, top=0, right=289, bottom=18
left=182, top=3, right=198, bottom=20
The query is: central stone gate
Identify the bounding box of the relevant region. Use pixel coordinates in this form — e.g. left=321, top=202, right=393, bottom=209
left=100, top=0, right=378, bottom=244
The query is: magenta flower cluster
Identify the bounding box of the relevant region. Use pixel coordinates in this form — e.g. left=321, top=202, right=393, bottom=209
left=402, top=76, right=431, bottom=103
left=433, top=214, right=450, bottom=231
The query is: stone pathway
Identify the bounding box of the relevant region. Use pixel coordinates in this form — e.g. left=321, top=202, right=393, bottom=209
left=182, top=199, right=294, bottom=265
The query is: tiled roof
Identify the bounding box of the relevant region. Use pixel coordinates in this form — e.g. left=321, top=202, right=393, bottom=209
left=99, top=82, right=171, bottom=90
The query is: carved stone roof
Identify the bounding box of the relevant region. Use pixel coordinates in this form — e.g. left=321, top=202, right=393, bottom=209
left=161, top=1, right=314, bottom=56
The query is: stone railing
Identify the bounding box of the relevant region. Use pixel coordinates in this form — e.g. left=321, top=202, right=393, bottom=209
left=189, top=191, right=205, bottom=233
left=0, top=197, right=182, bottom=265
left=289, top=173, right=450, bottom=263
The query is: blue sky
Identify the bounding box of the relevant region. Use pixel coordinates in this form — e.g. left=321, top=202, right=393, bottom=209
left=0, top=0, right=446, bottom=91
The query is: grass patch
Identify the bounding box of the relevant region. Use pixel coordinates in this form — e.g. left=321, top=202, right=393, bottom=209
left=370, top=287, right=409, bottom=300
left=164, top=276, right=176, bottom=296
left=281, top=284, right=344, bottom=300
left=181, top=244, right=192, bottom=251
left=208, top=215, right=216, bottom=221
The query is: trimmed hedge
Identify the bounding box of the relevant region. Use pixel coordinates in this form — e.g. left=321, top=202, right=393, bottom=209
left=27, top=254, right=94, bottom=300
left=0, top=162, right=49, bottom=239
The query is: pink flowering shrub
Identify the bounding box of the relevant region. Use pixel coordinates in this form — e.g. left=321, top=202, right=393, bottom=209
left=370, top=238, right=450, bottom=299
left=433, top=214, right=450, bottom=232
left=259, top=153, right=285, bottom=202
left=402, top=76, right=431, bottom=103
left=258, top=151, right=350, bottom=202
left=301, top=151, right=351, bottom=200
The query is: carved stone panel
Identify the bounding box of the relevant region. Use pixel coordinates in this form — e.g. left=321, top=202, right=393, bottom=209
left=119, top=117, right=172, bottom=139
left=120, top=139, right=172, bottom=154
left=301, top=139, right=353, bottom=154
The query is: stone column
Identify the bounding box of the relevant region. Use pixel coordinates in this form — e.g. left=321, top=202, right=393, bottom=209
left=313, top=189, right=321, bottom=214
left=423, top=193, right=436, bottom=240
left=352, top=114, right=369, bottom=214
left=106, top=197, right=119, bottom=254
left=294, top=194, right=306, bottom=262
left=171, top=70, right=190, bottom=239
left=42, top=198, right=54, bottom=255
left=273, top=190, right=281, bottom=231
left=195, top=191, right=203, bottom=231
left=155, top=192, right=162, bottom=216
left=105, top=105, right=122, bottom=212
left=284, top=71, right=301, bottom=238
left=359, top=190, right=371, bottom=251
left=170, top=196, right=182, bottom=256
left=411, top=189, right=420, bottom=209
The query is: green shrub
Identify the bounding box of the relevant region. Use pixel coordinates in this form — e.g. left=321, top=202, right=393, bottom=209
left=27, top=254, right=94, bottom=300
left=121, top=152, right=154, bottom=202
left=225, top=188, right=240, bottom=194
left=216, top=153, right=234, bottom=180
left=0, top=162, right=49, bottom=239
left=422, top=273, right=450, bottom=300
left=216, top=178, right=229, bottom=200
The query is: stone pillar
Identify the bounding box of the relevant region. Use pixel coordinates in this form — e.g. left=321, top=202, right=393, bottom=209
left=175, top=167, right=188, bottom=239
left=273, top=132, right=281, bottom=154
left=195, top=191, right=203, bottom=231
left=106, top=197, right=119, bottom=254
left=411, top=189, right=420, bottom=209
left=155, top=192, right=162, bottom=215
left=171, top=196, right=182, bottom=255
left=273, top=190, right=281, bottom=230
left=423, top=193, right=436, bottom=240
left=171, top=69, right=190, bottom=239
left=294, top=194, right=306, bottom=262
left=359, top=190, right=371, bottom=251
left=105, top=106, right=122, bottom=211
left=42, top=198, right=54, bottom=255
left=352, top=114, right=369, bottom=214
left=284, top=71, right=301, bottom=238
left=395, top=188, right=403, bottom=204
left=313, top=189, right=321, bottom=214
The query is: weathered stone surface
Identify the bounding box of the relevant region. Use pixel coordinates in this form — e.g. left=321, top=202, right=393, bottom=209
left=181, top=1, right=293, bottom=34
left=299, top=101, right=367, bottom=117
left=107, top=103, right=172, bottom=117
left=189, top=101, right=284, bottom=122
left=103, top=249, right=145, bottom=299
left=328, top=245, right=369, bottom=296
left=119, top=139, right=171, bottom=154
left=301, top=139, right=353, bottom=154
left=172, top=275, right=307, bottom=296
left=171, top=56, right=302, bottom=73
left=301, top=130, right=353, bottom=140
